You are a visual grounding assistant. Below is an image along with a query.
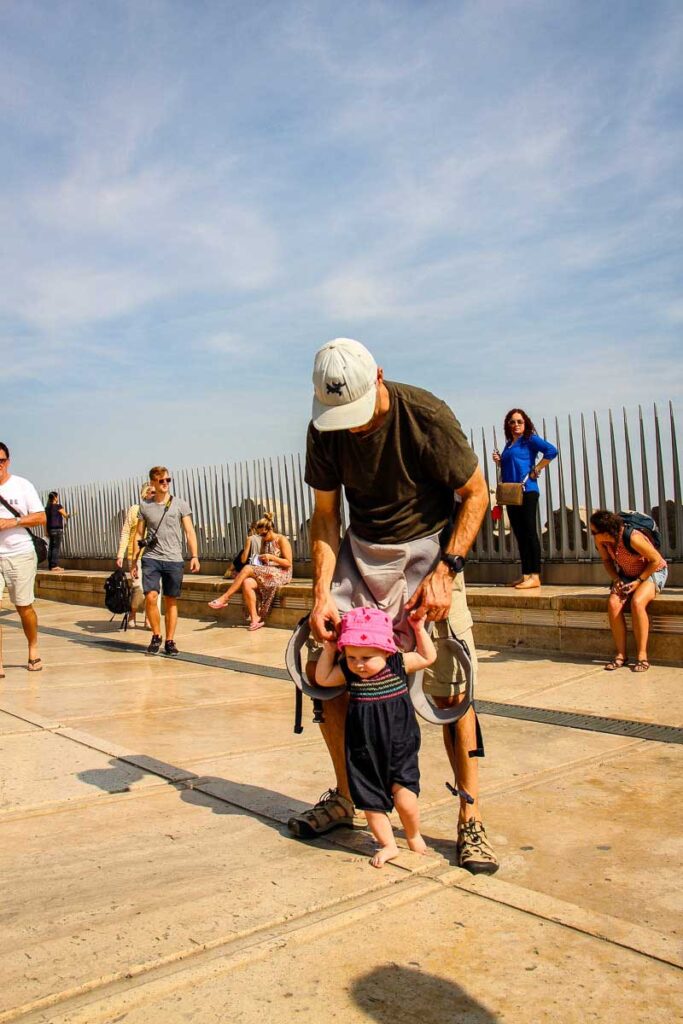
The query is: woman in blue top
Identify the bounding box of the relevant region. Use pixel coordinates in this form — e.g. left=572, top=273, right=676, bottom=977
left=493, top=409, right=558, bottom=589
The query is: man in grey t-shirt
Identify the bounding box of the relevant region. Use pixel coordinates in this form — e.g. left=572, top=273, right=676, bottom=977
left=131, top=465, right=200, bottom=656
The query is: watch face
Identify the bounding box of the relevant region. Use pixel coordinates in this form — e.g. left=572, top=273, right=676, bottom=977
left=443, top=554, right=465, bottom=573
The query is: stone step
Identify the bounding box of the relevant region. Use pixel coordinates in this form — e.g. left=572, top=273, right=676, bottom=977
left=33, top=570, right=683, bottom=662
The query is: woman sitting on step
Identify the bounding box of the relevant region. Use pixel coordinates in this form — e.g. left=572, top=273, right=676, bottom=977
left=208, top=512, right=293, bottom=630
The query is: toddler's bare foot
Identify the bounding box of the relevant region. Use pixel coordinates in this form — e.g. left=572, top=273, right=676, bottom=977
left=370, top=843, right=400, bottom=868
left=407, top=834, right=428, bottom=855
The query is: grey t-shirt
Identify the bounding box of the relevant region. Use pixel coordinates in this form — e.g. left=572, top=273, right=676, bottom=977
left=139, top=496, right=192, bottom=563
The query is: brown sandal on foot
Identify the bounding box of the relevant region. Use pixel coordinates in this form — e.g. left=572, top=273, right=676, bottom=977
left=27, top=658, right=43, bottom=672
left=605, top=655, right=628, bottom=671
left=632, top=660, right=650, bottom=673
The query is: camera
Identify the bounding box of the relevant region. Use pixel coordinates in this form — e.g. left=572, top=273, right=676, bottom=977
left=139, top=532, right=158, bottom=552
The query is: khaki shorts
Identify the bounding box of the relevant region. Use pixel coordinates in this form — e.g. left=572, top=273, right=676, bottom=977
left=423, top=576, right=478, bottom=698
left=0, top=550, right=38, bottom=607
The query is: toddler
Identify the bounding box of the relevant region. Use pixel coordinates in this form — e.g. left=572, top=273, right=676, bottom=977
left=315, top=606, right=436, bottom=868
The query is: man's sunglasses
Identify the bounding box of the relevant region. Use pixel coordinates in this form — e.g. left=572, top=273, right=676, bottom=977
left=0, top=458, right=8, bottom=465
left=155, top=477, right=172, bottom=484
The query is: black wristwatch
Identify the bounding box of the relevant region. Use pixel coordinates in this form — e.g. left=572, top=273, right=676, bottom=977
left=440, top=553, right=466, bottom=575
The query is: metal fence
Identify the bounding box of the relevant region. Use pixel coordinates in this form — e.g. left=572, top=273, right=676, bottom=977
left=42, top=401, right=681, bottom=564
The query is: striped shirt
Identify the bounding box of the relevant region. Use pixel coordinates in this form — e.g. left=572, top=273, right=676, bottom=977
left=340, top=652, right=408, bottom=703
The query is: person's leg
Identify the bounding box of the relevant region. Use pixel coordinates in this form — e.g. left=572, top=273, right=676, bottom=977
left=630, top=581, right=656, bottom=668
left=514, top=494, right=541, bottom=587
left=287, top=691, right=355, bottom=837
left=524, top=493, right=541, bottom=575
left=606, top=592, right=628, bottom=667
left=242, top=577, right=260, bottom=625
left=7, top=552, right=41, bottom=668
left=48, top=532, right=57, bottom=570
left=210, top=565, right=256, bottom=607
left=164, top=597, right=178, bottom=641
left=424, top=583, right=498, bottom=874
left=364, top=810, right=399, bottom=867
left=392, top=785, right=427, bottom=855
left=506, top=504, right=527, bottom=581
left=16, top=605, right=40, bottom=667
left=146, top=591, right=161, bottom=635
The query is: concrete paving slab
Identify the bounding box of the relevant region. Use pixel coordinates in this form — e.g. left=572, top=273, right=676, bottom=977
left=0, top=731, right=165, bottom=814
left=0, top=709, right=41, bottom=736
left=30, top=879, right=683, bottom=1024
left=0, top=784, right=403, bottom=1018
left=421, top=740, right=683, bottom=938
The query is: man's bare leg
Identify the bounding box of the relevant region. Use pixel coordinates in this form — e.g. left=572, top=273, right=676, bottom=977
left=441, top=700, right=480, bottom=824
left=146, top=591, right=161, bottom=636
left=16, top=604, right=41, bottom=667
left=164, top=597, right=178, bottom=641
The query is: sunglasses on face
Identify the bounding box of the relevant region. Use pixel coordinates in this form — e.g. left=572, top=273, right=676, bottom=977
left=0, top=458, right=8, bottom=465
left=509, top=419, right=525, bottom=425
left=155, top=477, right=172, bottom=484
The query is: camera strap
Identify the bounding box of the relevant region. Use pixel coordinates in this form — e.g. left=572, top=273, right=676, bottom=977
left=146, top=496, right=173, bottom=543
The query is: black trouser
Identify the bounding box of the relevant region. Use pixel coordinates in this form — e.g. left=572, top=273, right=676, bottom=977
left=48, top=529, right=63, bottom=569
left=507, top=492, right=541, bottom=574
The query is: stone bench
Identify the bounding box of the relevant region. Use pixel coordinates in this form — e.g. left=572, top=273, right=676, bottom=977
left=32, top=570, right=683, bottom=663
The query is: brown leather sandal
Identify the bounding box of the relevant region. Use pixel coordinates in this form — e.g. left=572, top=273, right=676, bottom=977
left=605, top=655, right=628, bottom=671
left=632, top=660, right=650, bottom=673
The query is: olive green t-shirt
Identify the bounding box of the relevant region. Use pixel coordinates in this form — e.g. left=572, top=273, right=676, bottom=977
left=305, top=381, right=478, bottom=543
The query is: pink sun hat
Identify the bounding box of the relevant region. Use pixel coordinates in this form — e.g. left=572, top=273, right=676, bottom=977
left=337, top=607, right=397, bottom=654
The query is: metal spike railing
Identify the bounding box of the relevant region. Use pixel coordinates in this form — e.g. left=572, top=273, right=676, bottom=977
left=37, top=402, right=681, bottom=564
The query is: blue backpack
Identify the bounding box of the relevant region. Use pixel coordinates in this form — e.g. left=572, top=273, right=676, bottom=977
left=619, top=511, right=661, bottom=553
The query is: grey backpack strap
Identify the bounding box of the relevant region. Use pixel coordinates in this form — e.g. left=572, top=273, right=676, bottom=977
left=407, top=621, right=475, bottom=726
left=286, top=615, right=345, bottom=733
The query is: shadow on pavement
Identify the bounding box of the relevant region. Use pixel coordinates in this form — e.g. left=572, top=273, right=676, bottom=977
left=77, top=755, right=313, bottom=836
left=351, top=964, right=498, bottom=1022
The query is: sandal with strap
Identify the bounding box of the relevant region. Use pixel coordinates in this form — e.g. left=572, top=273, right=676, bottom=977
left=605, top=655, right=628, bottom=671
left=632, top=660, right=650, bottom=673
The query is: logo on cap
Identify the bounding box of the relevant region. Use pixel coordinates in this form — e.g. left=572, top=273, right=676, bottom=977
left=326, top=381, right=346, bottom=396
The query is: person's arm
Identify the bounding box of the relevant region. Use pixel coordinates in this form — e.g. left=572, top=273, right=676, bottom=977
left=58, top=506, right=69, bottom=522
left=314, top=640, right=346, bottom=687
left=130, top=518, right=145, bottom=578
left=182, top=515, right=201, bottom=573
left=310, top=488, right=344, bottom=641
left=404, top=464, right=489, bottom=621
left=529, top=436, right=558, bottom=481
left=619, top=533, right=662, bottom=593
left=240, top=534, right=252, bottom=562
left=403, top=613, right=437, bottom=673
left=116, top=507, right=134, bottom=566
left=261, top=534, right=293, bottom=570
left=595, top=538, right=621, bottom=590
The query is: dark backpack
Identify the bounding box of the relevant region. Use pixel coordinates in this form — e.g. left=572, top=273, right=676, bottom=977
left=619, top=511, right=662, bottom=553
left=104, top=568, right=132, bottom=615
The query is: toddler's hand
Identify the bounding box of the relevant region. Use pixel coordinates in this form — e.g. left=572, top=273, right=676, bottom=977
left=408, top=611, right=428, bottom=631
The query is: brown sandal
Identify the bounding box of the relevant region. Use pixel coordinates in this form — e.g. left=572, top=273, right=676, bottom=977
left=605, top=655, right=628, bottom=671
left=632, top=660, right=650, bottom=673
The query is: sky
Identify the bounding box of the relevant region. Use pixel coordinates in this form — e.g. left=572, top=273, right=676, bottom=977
left=2, top=0, right=681, bottom=488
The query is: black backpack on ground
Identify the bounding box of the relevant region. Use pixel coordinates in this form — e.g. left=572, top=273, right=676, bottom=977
left=104, top=568, right=132, bottom=629
left=619, top=511, right=662, bottom=553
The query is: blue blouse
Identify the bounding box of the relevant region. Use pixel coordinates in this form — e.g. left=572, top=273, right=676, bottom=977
left=500, top=434, right=558, bottom=494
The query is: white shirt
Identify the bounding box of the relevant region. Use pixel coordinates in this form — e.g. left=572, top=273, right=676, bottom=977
left=0, top=475, right=44, bottom=556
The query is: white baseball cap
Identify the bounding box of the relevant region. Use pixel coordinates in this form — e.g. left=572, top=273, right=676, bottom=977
left=311, top=338, right=378, bottom=431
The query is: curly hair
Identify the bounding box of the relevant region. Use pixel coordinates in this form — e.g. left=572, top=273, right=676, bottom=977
left=503, top=409, right=537, bottom=443
left=590, top=510, right=623, bottom=539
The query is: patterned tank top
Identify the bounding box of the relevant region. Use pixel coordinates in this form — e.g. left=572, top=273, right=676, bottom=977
left=340, top=652, right=408, bottom=703
left=611, top=530, right=666, bottom=578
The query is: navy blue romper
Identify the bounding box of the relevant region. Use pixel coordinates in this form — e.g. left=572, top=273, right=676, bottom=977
left=340, top=652, right=421, bottom=813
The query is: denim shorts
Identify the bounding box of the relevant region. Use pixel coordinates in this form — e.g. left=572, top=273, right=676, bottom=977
left=619, top=566, right=668, bottom=594
left=141, top=557, right=184, bottom=598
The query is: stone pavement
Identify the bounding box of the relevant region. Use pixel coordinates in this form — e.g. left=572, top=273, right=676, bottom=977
left=0, top=600, right=681, bottom=1023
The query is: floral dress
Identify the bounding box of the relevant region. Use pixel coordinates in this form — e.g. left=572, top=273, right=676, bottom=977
left=252, top=538, right=292, bottom=620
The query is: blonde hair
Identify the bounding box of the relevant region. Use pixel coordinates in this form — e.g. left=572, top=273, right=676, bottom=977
left=255, top=512, right=275, bottom=532
left=149, top=466, right=170, bottom=481
left=139, top=481, right=154, bottom=500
